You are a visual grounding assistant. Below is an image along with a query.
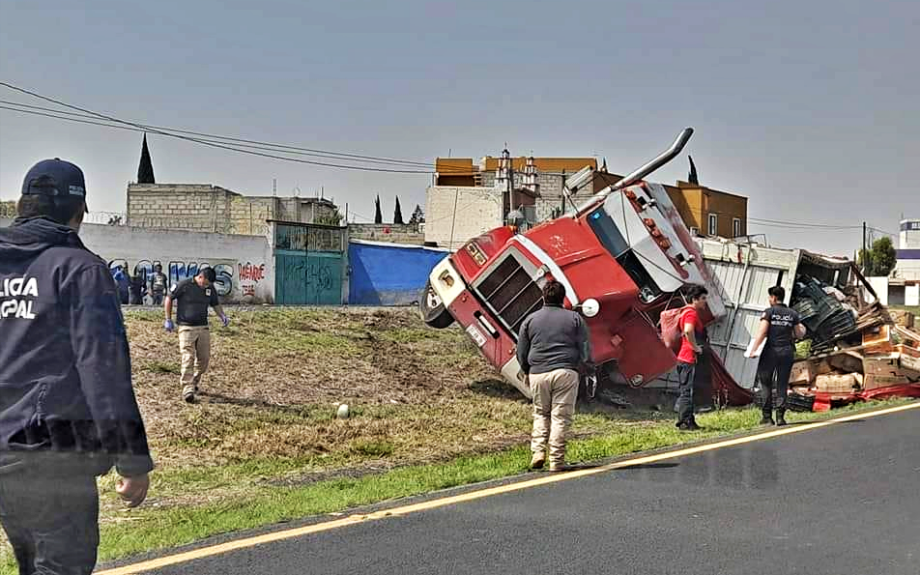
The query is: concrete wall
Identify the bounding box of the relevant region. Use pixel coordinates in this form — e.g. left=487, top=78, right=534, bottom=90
left=127, top=183, right=338, bottom=235
left=865, top=277, right=920, bottom=308
left=348, top=223, right=425, bottom=245
left=480, top=171, right=596, bottom=222
left=867, top=277, right=890, bottom=306
left=128, top=184, right=234, bottom=232
left=907, top=284, right=920, bottom=307
left=89, top=224, right=273, bottom=304
left=894, top=251, right=920, bottom=280
left=2, top=217, right=273, bottom=303
left=425, top=186, right=504, bottom=250
left=229, top=195, right=275, bottom=236
left=348, top=240, right=448, bottom=305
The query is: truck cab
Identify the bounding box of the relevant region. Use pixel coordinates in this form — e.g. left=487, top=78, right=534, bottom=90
left=421, top=130, right=727, bottom=397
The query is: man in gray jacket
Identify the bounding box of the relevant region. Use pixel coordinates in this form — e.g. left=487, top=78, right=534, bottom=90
left=517, top=279, right=593, bottom=472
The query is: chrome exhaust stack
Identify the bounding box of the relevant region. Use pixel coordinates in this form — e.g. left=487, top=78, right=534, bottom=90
left=575, top=127, right=694, bottom=216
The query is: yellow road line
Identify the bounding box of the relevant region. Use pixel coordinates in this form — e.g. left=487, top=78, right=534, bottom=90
left=97, top=401, right=920, bottom=574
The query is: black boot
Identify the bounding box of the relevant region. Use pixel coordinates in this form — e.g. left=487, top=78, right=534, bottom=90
left=759, top=411, right=775, bottom=426
left=775, top=410, right=787, bottom=427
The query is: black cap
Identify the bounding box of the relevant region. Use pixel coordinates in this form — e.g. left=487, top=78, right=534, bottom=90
left=21, top=158, right=88, bottom=210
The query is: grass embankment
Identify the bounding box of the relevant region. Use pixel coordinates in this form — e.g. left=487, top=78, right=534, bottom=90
left=0, top=307, right=913, bottom=573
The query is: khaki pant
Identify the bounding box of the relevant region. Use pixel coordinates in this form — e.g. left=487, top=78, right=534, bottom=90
left=530, top=369, right=579, bottom=467
left=179, top=326, right=210, bottom=396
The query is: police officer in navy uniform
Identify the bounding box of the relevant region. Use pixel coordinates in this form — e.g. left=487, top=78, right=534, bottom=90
left=0, top=159, right=153, bottom=574
left=748, top=285, right=807, bottom=426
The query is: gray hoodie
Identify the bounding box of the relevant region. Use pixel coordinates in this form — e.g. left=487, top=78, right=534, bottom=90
left=516, top=305, right=592, bottom=375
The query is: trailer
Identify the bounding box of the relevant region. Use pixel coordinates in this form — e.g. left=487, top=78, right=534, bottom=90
left=696, top=239, right=877, bottom=390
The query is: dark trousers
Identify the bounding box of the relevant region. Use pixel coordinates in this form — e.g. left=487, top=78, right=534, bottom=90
left=758, top=349, right=794, bottom=414
left=675, top=361, right=696, bottom=425
left=0, top=460, right=99, bottom=575
left=152, top=292, right=164, bottom=306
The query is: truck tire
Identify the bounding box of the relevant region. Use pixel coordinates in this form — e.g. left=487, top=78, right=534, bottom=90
left=419, top=281, right=454, bottom=329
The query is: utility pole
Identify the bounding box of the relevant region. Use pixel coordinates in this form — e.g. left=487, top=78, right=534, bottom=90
left=862, top=221, right=868, bottom=274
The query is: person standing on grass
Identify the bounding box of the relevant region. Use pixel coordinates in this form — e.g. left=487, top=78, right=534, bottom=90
left=747, top=285, right=806, bottom=427
left=675, top=285, right=709, bottom=431
left=129, top=268, right=147, bottom=305
left=149, top=263, right=167, bottom=306
left=0, top=159, right=153, bottom=575
left=112, top=264, right=130, bottom=305
left=164, top=267, right=230, bottom=403
left=517, top=279, right=593, bottom=472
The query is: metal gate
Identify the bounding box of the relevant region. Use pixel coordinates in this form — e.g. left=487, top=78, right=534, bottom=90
left=274, top=222, right=346, bottom=305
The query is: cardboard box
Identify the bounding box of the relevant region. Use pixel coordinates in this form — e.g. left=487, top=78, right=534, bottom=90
left=890, top=309, right=916, bottom=328
left=789, top=361, right=815, bottom=386
left=862, top=375, right=911, bottom=391
left=815, top=373, right=859, bottom=393
left=896, top=345, right=920, bottom=376
left=863, top=325, right=894, bottom=354
left=827, top=351, right=864, bottom=374
left=863, top=355, right=912, bottom=378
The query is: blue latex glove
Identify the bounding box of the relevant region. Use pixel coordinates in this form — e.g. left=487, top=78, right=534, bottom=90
left=220, top=315, right=230, bottom=328
left=164, top=319, right=175, bottom=332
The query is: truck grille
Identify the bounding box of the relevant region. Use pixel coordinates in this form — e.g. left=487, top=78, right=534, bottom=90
left=477, top=256, right=543, bottom=335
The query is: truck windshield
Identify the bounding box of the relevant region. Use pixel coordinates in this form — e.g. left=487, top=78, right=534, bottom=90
left=587, top=208, right=629, bottom=257
left=587, top=208, right=662, bottom=303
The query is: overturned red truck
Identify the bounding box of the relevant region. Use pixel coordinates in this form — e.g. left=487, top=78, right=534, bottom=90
left=421, top=129, right=751, bottom=405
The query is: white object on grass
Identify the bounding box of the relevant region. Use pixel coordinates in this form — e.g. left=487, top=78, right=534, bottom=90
left=336, top=404, right=350, bottom=419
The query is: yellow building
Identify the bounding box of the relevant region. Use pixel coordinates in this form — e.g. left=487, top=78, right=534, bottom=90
left=664, top=181, right=748, bottom=238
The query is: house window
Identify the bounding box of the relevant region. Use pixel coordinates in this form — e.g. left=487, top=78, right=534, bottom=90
left=733, top=218, right=742, bottom=238
left=708, top=214, right=718, bottom=236
left=689, top=226, right=700, bottom=237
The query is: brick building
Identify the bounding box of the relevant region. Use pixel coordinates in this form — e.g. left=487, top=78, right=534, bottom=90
left=433, top=156, right=599, bottom=222
left=127, top=183, right=339, bottom=236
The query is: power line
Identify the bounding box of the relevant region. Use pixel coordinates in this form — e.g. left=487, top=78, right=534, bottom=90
left=748, top=217, right=861, bottom=230
left=0, top=86, right=587, bottom=175
left=0, top=103, right=443, bottom=170
left=0, top=99, right=489, bottom=175
left=0, top=99, right=438, bottom=169
left=0, top=82, right=442, bottom=174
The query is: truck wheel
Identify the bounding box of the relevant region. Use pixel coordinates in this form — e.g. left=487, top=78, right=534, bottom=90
left=419, top=281, right=454, bottom=329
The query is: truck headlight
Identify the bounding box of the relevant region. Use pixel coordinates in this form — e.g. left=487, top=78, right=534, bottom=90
left=581, top=298, right=600, bottom=318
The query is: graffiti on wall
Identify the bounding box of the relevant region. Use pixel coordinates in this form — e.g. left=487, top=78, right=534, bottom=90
left=107, top=259, right=244, bottom=298
left=238, top=262, right=266, bottom=298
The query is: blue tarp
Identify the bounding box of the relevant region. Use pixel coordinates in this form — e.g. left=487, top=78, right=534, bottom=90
left=348, top=241, right=449, bottom=306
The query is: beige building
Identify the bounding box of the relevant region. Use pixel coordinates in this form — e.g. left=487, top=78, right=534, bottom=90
left=127, top=184, right=340, bottom=236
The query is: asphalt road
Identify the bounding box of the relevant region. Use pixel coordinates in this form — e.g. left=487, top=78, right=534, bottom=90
left=136, top=408, right=920, bottom=575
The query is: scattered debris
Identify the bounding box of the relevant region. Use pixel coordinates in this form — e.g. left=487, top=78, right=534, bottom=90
left=786, top=299, right=920, bottom=411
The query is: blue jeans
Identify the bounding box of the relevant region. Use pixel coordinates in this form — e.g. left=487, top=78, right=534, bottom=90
left=0, top=455, right=99, bottom=575
left=675, top=361, right=696, bottom=426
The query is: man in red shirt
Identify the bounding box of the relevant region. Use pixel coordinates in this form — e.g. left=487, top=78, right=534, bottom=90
left=675, top=285, right=709, bottom=431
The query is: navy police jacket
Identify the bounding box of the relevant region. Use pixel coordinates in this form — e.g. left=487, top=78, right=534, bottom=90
left=0, top=217, right=153, bottom=477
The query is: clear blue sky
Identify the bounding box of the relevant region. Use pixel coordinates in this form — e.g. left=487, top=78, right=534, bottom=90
left=1, top=0, right=916, bottom=254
